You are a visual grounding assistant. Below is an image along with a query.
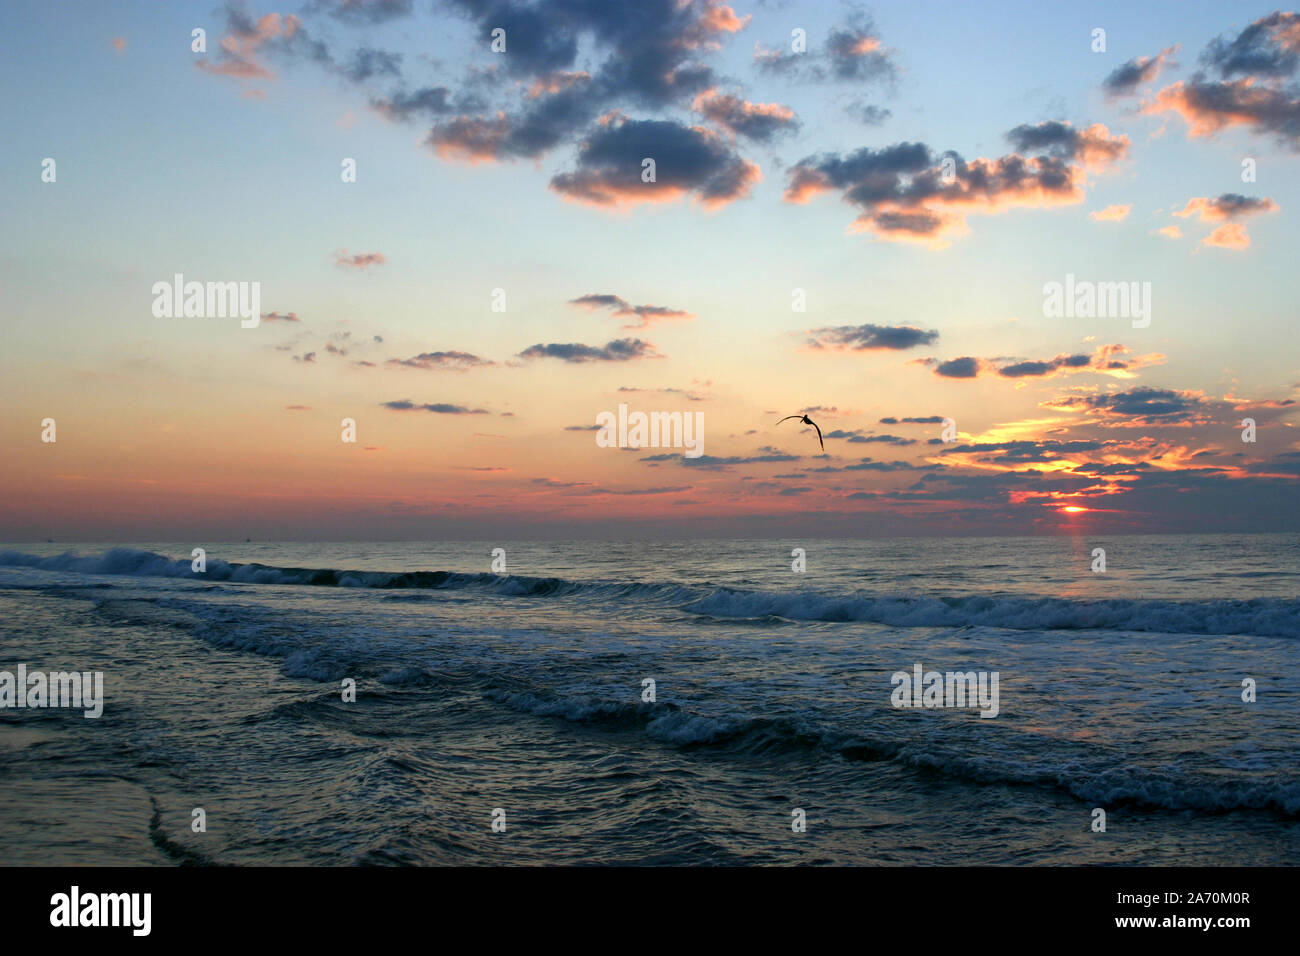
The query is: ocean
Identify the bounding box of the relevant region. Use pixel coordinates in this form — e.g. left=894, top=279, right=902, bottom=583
left=1, top=535, right=1297, bottom=866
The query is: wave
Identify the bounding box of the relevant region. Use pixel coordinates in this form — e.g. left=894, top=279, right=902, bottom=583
left=3, top=547, right=1298, bottom=638
left=486, top=687, right=1300, bottom=816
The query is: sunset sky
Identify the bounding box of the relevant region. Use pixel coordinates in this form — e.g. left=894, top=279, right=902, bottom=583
left=1, top=0, right=1297, bottom=539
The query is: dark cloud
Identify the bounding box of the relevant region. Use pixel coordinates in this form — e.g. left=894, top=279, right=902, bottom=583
left=371, top=86, right=455, bottom=121
left=851, top=434, right=917, bottom=445
left=1042, top=386, right=1210, bottom=423
left=806, top=323, right=938, bottom=351
left=1175, top=192, right=1280, bottom=221
left=1102, top=47, right=1177, bottom=97
left=619, top=385, right=707, bottom=401
left=939, top=439, right=1107, bottom=464
left=934, top=357, right=980, bottom=378
left=381, top=400, right=490, bottom=414
left=309, top=0, right=413, bottom=24
left=385, top=351, right=495, bottom=371
left=880, top=415, right=945, bottom=424
left=1202, top=12, right=1300, bottom=79
left=1147, top=13, right=1300, bottom=148
left=694, top=91, right=799, bottom=142
left=785, top=122, right=1127, bottom=243
left=517, top=338, right=661, bottom=363
left=340, top=47, right=402, bottom=82
left=1004, top=121, right=1129, bottom=163
left=423, top=0, right=749, bottom=162
left=641, top=452, right=799, bottom=469
left=998, top=354, right=1091, bottom=378
left=844, top=458, right=924, bottom=471
left=550, top=117, right=760, bottom=208
left=922, top=345, right=1162, bottom=381
left=570, top=293, right=694, bottom=328
left=850, top=103, right=892, bottom=126
left=755, top=11, right=899, bottom=85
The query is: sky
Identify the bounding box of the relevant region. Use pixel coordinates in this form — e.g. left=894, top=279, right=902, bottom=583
left=0, top=0, right=1297, bottom=540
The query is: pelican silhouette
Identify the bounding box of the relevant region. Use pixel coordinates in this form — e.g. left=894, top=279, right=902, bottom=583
left=775, top=414, right=824, bottom=452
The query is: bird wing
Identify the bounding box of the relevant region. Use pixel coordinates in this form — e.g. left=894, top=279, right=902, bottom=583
left=811, top=420, right=824, bottom=451
left=774, top=415, right=802, bottom=425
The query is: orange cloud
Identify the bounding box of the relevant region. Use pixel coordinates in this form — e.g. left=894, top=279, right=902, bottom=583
left=1089, top=204, right=1131, bottom=222
left=1203, top=223, right=1251, bottom=248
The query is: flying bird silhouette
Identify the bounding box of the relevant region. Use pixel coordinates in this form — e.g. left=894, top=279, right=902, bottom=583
left=776, top=414, right=824, bottom=452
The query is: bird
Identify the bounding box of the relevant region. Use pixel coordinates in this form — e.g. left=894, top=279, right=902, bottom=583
left=776, top=413, right=824, bottom=452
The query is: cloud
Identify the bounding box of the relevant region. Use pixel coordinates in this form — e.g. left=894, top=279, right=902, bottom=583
left=573, top=485, right=693, bottom=496
left=517, top=338, right=661, bottom=363
left=1203, top=222, right=1251, bottom=248
left=938, top=439, right=1108, bottom=464
left=1202, top=11, right=1300, bottom=79
left=550, top=116, right=760, bottom=209
left=1174, top=193, right=1279, bottom=221
left=824, top=431, right=917, bottom=446
left=996, top=354, right=1092, bottom=378
left=1003, top=121, right=1129, bottom=167
left=619, top=385, right=707, bottom=401
left=850, top=103, right=892, bottom=126
left=1173, top=193, right=1278, bottom=248
left=334, top=249, right=386, bottom=269
left=570, top=293, right=695, bottom=329
left=1040, top=386, right=1212, bottom=424
left=338, top=47, right=402, bottom=83
left=693, top=90, right=798, bottom=141
left=533, top=477, right=595, bottom=488
left=285, top=404, right=311, bottom=411
left=784, top=122, right=1128, bottom=245
left=805, top=323, right=939, bottom=351
left=880, top=415, right=945, bottom=424
left=380, top=400, right=489, bottom=414
left=309, top=0, right=413, bottom=24
left=294, top=351, right=316, bottom=363
left=642, top=452, right=799, bottom=469
left=1156, top=225, right=1183, bottom=239
left=385, top=351, right=495, bottom=370
left=196, top=10, right=304, bottom=81
left=755, top=11, right=898, bottom=85
left=1089, top=204, right=1131, bottom=222
left=1102, top=46, right=1177, bottom=97
left=919, top=344, right=1163, bottom=381
left=112, top=37, right=127, bottom=53
left=844, top=458, right=924, bottom=472
left=372, top=86, right=455, bottom=121
left=261, top=311, right=301, bottom=322
left=933, top=356, right=981, bottom=378
left=419, top=0, right=749, bottom=165
left=1144, top=13, right=1300, bottom=148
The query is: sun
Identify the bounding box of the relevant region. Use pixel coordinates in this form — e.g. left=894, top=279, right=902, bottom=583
left=1060, top=505, right=1089, bottom=513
